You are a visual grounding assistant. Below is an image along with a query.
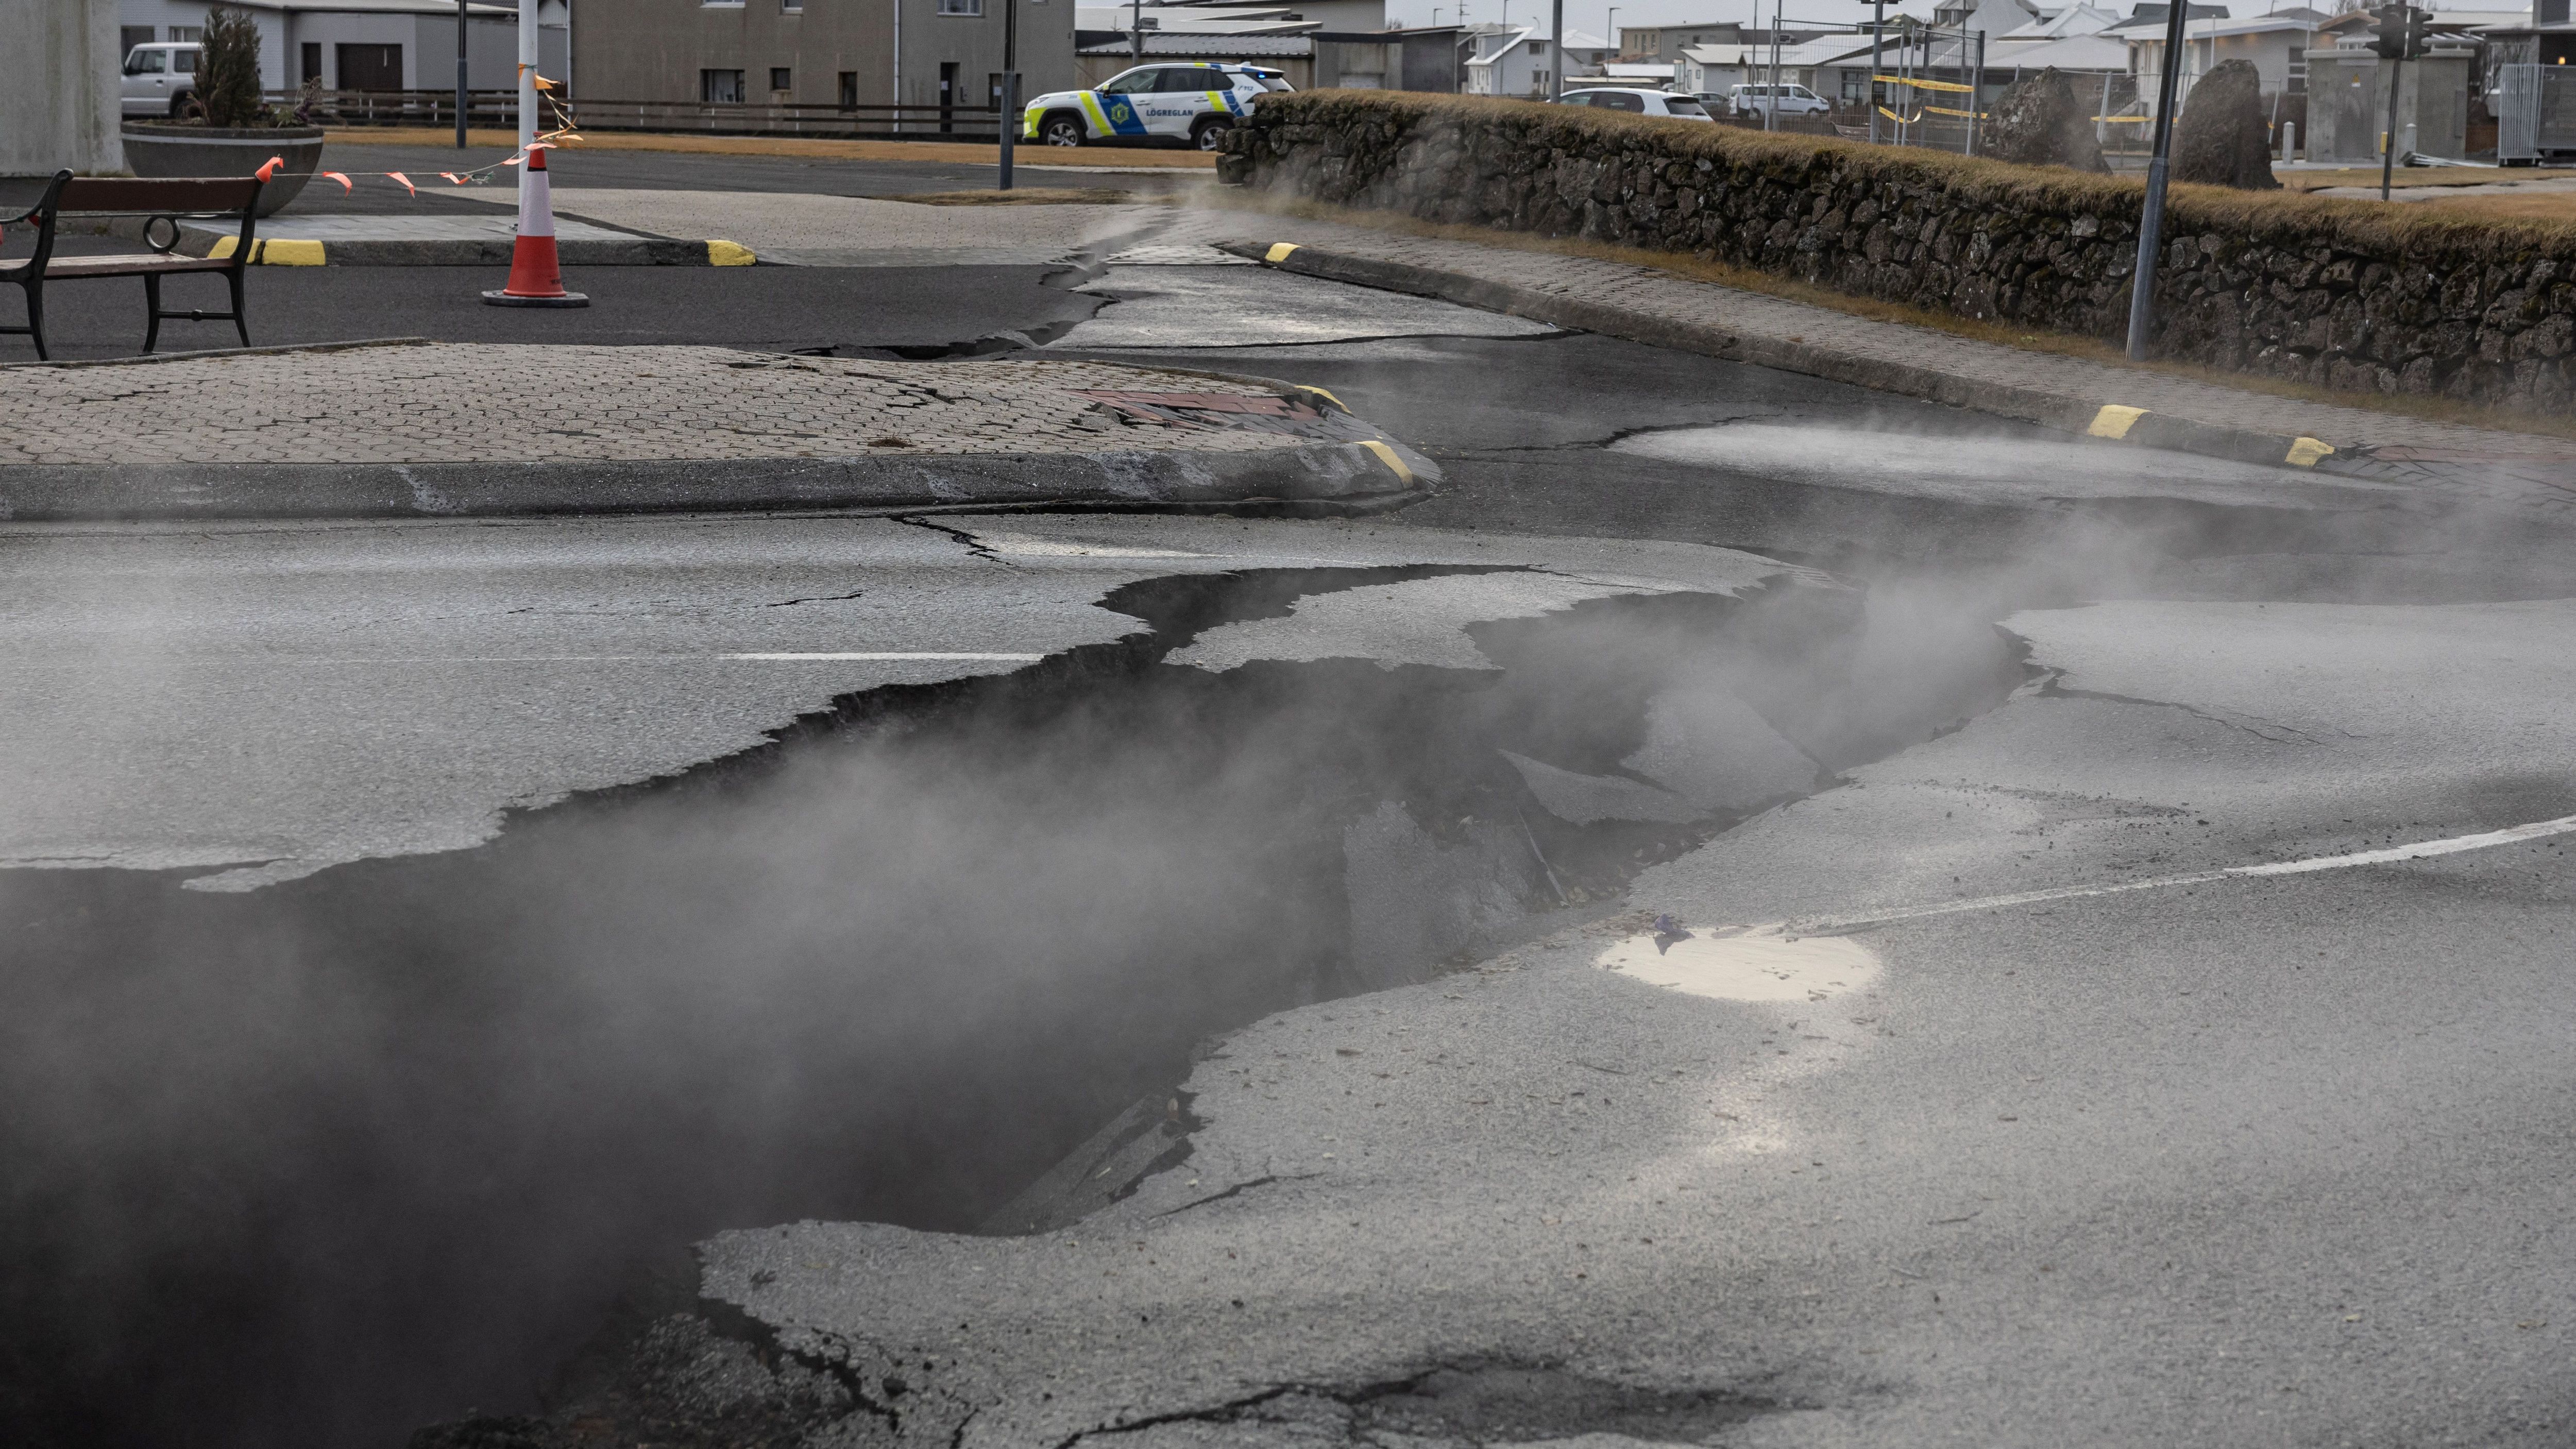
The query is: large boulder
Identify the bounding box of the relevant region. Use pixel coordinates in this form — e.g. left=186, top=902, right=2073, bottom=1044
left=2172, top=58, right=2280, bottom=189
left=1980, top=67, right=2110, bottom=173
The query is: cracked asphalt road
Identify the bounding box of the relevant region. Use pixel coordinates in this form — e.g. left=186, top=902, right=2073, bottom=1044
left=11, top=218, right=2576, bottom=1449
left=693, top=567, right=2576, bottom=1449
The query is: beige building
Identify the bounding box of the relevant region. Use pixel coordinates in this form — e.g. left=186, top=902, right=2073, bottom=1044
left=570, top=0, right=1076, bottom=125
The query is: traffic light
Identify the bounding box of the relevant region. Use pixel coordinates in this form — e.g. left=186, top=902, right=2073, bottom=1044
left=2405, top=6, right=2433, bottom=54
left=2371, top=3, right=2408, bottom=59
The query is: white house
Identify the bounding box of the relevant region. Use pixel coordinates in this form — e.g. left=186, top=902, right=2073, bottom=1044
left=1464, top=22, right=1608, bottom=96
left=2117, top=7, right=2330, bottom=113
left=114, top=0, right=543, bottom=94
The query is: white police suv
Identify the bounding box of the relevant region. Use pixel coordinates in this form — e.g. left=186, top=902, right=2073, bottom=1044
left=1023, top=64, right=1292, bottom=151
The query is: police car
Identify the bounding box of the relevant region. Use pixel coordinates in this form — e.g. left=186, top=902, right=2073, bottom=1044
left=1023, top=64, right=1292, bottom=151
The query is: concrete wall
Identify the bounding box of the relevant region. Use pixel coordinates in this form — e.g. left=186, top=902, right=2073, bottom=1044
left=571, top=0, right=1074, bottom=111
left=6, top=0, right=124, bottom=175
left=1222, top=89, right=2576, bottom=411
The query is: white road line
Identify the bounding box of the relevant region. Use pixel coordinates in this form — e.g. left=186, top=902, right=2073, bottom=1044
left=216, top=653, right=1052, bottom=665
left=720, top=652, right=1045, bottom=661
left=1790, top=813, right=2576, bottom=935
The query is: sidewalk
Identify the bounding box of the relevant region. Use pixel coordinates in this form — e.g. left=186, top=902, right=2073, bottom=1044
left=1133, top=206, right=2576, bottom=516
left=0, top=342, right=1431, bottom=521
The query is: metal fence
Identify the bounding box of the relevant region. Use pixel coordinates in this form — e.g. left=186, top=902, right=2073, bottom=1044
left=271, top=90, right=1011, bottom=143
left=2493, top=62, right=2576, bottom=163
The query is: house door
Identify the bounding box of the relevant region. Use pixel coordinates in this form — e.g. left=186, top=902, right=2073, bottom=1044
left=336, top=43, right=403, bottom=91
left=939, top=61, right=958, bottom=132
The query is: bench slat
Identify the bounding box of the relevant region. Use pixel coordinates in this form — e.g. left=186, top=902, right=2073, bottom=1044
left=58, top=177, right=262, bottom=214
left=39, top=253, right=236, bottom=279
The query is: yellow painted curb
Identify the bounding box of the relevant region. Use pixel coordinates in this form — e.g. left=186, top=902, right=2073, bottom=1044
left=207, top=237, right=325, bottom=265
left=2087, top=404, right=2148, bottom=439
left=2284, top=436, right=2335, bottom=467
left=1294, top=384, right=1347, bottom=410
left=1264, top=242, right=1301, bottom=263
left=707, top=239, right=756, bottom=267
left=1358, top=439, right=1413, bottom=484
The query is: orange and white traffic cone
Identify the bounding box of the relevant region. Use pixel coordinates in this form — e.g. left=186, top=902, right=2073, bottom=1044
left=482, top=144, right=587, bottom=308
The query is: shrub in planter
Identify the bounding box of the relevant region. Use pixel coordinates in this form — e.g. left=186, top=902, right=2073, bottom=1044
left=198, top=7, right=267, bottom=127
left=119, top=9, right=327, bottom=215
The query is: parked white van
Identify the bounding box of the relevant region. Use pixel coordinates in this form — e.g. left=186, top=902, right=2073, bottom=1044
left=123, top=43, right=205, bottom=118
left=1729, top=82, right=1830, bottom=118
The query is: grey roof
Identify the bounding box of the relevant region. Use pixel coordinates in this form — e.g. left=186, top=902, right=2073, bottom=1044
left=1076, top=32, right=1316, bottom=55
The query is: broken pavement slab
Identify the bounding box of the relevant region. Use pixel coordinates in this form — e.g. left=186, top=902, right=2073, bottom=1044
left=0, top=514, right=1802, bottom=888
left=0, top=342, right=1436, bottom=520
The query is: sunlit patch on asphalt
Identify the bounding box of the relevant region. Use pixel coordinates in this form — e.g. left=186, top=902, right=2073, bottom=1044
left=1607, top=422, right=2382, bottom=499
left=1595, top=930, right=1882, bottom=1002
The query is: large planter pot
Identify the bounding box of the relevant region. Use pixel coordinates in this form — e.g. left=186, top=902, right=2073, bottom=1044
left=118, top=124, right=326, bottom=217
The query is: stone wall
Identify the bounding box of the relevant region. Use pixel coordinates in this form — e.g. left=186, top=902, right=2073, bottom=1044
left=1220, top=90, right=2576, bottom=411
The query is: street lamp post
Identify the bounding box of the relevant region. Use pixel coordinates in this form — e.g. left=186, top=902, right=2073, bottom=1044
left=999, top=0, right=1018, bottom=190
left=1551, top=0, right=1564, bottom=98
left=455, top=0, right=468, bottom=148
left=2123, top=0, right=2194, bottom=361
left=1606, top=7, right=1619, bottom=60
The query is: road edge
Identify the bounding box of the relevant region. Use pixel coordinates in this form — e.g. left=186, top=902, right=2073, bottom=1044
left=0, top=441, right=1433, bottom=524
left=1219, top=240, right=2391, bottom=483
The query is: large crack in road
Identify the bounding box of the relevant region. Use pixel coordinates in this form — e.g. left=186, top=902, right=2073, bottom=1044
left=0, top=541, right=2025, bottom=1449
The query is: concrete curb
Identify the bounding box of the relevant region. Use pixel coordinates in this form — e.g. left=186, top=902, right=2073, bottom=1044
left=185, top=234, right=757, bottom=267
left=0, top=441, right=1433, bottom=524
left=1221, top=240, right=2511, bottom=489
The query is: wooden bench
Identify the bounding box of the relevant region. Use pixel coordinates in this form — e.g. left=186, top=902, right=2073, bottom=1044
left=2, top=171, right=265, bottom=362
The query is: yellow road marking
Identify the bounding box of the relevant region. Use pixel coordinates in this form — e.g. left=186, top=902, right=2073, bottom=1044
left=1264, top=242, right=1300, bottom=263
left=1358, top=439, right=1413, bottom=483
left=706, top=240, right=756, bottom=266
left=2087, top=404, right=2148, bottom=439
left=1294, top=384, right=1346, bottom=410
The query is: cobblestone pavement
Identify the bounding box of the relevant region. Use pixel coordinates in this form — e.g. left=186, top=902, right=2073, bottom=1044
left=0, top=344, right=1338, bottom=467
left=1141, top=203, right=2576, bottom=508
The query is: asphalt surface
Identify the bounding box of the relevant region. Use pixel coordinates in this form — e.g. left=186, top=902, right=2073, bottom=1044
left=701, top=582, right=2576, bottom=1449
left=7, top=201, right=2576, bottom=1449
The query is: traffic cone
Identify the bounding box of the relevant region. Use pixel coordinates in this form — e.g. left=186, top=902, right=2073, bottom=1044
left=482, top=144, right=587, bottom=308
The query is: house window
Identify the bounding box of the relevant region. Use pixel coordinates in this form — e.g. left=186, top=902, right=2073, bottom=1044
left=121, top=25, right=155, bottom=55
left=168, top=25, right=202, bottom=41
left=702, top=69, right=747, bottom=103
left=937, top=0, right=983, bottom=14
left=770, top=66, right=793, bottom=91
left=302, top=42, right=323, bottom=83
left=838, top=71, right=858, bottom=108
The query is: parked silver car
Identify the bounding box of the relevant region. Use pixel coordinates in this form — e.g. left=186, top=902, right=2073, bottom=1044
left=1554, top=88, right=1715, bottom=122
left=123, top=43, right=205, bottom=118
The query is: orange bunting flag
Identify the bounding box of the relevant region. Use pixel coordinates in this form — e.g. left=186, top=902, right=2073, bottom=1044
left=255, top=156, right=284, bottom=182
left=386, top=171, right=417, bottom=196
left=439, top=172, right=468, bottom=184
left=533, top=73, right=558, bottom=92
left=322, top=171, right=352, bottom=192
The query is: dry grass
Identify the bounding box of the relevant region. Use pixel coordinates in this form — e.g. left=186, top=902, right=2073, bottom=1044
left=321, top=127, right=1218, bottom=168
left=2409, top=191, right=2576, bottom=224
left=1209, top=189, right=2576, bottom=440
left=2278, top=166, right=2576, bottom=192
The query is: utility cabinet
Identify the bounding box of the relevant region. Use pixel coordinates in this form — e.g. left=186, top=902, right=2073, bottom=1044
left=2303, top=43, right=2473, bottom=162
